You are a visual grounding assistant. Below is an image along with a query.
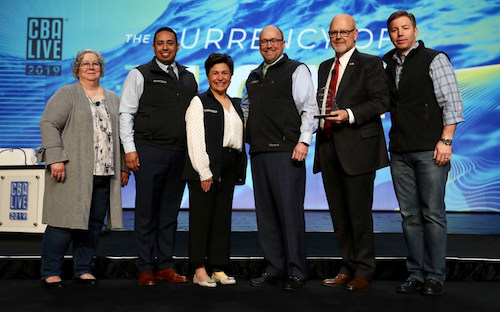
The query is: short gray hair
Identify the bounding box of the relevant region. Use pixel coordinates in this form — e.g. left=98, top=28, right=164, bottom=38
left=72, top=49, right=105, bottom=78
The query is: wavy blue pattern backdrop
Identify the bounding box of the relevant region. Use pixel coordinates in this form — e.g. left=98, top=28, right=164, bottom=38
left=0, top=0, right=499, bottom=211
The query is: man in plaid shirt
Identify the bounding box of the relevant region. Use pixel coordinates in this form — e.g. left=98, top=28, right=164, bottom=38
left=382, top=10, right=464, bottom=296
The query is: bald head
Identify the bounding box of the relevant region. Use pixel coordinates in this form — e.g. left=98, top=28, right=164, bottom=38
left=329, top=14, right=358, bottom=57
left=330, top=14, right=356, bottom=30
left=260, top=25, right=284, bottom=41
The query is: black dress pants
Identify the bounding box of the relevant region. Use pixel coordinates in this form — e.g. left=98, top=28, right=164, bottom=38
left=134, top=143, right=186, bottom=272
left=318, top=138, right=376, bottom=279
left=250, top=152, right=307, bottom=279
left=188, top=148, right=238, bottom=268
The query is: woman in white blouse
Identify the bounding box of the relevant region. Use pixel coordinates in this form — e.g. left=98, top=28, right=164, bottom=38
left=184, top=53, right=247, bottom=287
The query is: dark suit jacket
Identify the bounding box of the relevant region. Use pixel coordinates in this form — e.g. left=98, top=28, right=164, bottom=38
left=313, top=49, right=390, bottom=175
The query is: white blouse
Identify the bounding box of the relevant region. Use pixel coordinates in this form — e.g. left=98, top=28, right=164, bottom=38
left=185, top=95, right=243, bottom=181
left=88, top=97, right=114, bottom=176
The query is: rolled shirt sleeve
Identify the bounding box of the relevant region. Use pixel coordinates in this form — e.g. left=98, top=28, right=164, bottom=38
left=429, top=53, right=465, bottom=126
left=291, top=64, right=319, bottom=145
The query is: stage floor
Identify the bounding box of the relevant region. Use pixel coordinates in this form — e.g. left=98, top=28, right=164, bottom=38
left=2, top=279, right=500, bottom=312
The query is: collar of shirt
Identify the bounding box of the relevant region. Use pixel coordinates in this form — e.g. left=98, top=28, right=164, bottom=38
left=325, top=47, right=356, bottom=92
left=155, top=58, right=178, bottom=78
left=336, top=46, right=356, bottom=74
left=320, top=47, right=355, bottom=118
left=263, top=53, right=284, bottom=68
left=392, top=41, right=420, bottom=65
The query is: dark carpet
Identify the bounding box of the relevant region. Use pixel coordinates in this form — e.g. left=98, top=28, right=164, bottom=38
left=1, top=279, right=499, bottom=312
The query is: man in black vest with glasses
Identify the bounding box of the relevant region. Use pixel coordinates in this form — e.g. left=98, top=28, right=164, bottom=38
left=242, top=25, right=318, bottom=291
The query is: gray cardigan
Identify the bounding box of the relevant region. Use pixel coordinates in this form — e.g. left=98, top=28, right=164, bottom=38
left=38, top=82, right=123, bottom=229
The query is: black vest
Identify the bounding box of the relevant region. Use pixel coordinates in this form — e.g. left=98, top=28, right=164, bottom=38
left=183, top=90, right=247, bottom=185
left=245, top=54, right=302, bottom=154
left=134, top=58, right=198, bottom=150
left=383, top=41, right=444, bottom=153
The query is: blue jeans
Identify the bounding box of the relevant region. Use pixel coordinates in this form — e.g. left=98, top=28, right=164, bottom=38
left=390, top=151, right=450, bottom=284
left=41, top=176, right=110, bottom=279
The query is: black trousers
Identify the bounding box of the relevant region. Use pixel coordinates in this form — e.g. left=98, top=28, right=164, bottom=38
left=250, top=152, right=307, bottom=279
left=134, top=143, right=186, bottom=272
left=188, top=148, right=239, bottom=267
left=318, top=139, right=376, bottom=280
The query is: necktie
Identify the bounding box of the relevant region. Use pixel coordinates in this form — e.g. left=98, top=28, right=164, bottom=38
left=167, top=65, right=177, bottom=82
left=263, top=64, right=270, bottom=77
left=323, top=59, right=340, bottom=137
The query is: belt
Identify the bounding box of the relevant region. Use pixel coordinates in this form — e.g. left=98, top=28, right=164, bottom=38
left=222, top=147, right=240, bottom=153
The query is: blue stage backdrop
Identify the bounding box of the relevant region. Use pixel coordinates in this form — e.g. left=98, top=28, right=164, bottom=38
left=1, top=0, right=499, bottom=212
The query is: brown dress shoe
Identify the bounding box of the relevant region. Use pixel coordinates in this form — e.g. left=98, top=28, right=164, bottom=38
left=345, top=277, right=371, bottom=291
left=322, top=273, right=352, bottom=287
left=138, top=270, right=156, bottom=286
left=155, top=268, right=188, bottom=283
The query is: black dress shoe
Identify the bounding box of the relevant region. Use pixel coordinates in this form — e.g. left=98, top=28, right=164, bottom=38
left=282, top=276, right=305, bottom=291
left=41, top=279, right=64, bottom=288
left=250, top=273, right=279, bottom=286
left=422, top=279, right=443, bottom=296
left=75, top=277, right=98, bottom=285
left=397, top=278, right=424, bottom=294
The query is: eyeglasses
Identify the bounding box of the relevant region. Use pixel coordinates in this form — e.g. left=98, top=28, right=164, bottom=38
left=328, top=29, right=356, bottom=38
left=259, top=39, right=283, bottom=46
left=80, top=62, right=101, bottom=68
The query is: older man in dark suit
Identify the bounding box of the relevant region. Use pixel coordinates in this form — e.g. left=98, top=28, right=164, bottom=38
left=313, top=14, right=389, bottom=291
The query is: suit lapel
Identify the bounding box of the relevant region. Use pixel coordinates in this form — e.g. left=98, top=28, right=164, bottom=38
left=336, top=49, right=359, bottom=101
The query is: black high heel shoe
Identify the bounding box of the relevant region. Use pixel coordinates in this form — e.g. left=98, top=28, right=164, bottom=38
left=75, top=276, right=98, bottom=285
left=41, top=279, right=64, bottom=288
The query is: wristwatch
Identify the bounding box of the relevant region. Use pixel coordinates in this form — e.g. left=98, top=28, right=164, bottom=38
left=440, top=138, right=453, bottom=146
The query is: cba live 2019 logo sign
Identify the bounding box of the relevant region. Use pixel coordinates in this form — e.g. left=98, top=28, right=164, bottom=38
left=25, top=17, right=63, bottom=76
left=10, top=181, right=29, bottom=221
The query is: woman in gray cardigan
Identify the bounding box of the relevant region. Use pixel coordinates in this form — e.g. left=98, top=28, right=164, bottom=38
left=38, top=49, right=129, bottom=287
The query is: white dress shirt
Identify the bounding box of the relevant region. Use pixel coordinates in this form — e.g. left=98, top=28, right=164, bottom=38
left=119, top=59, right=179, bottom=154
left=319, top=47, right=356, bottom=128
left=185, top=95, right=243, bottom=181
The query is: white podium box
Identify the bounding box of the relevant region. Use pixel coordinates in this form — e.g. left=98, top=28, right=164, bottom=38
left=0, top=166, right=47, bottom=233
